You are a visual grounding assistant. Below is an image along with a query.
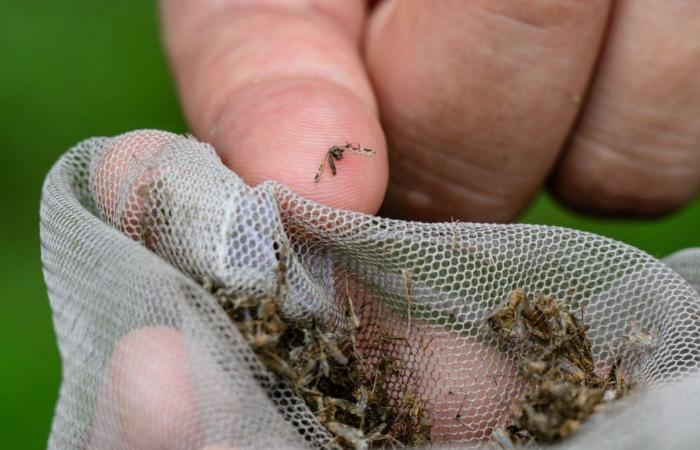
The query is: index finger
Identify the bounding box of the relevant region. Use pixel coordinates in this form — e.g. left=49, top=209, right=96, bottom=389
left=160, top=0, right=388, bottom=213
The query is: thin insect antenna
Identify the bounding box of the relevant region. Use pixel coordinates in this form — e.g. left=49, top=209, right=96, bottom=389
left=349, top=141, right=375, bottom=156
left=455, top=394, right=470, bottom=425
left=419, top=335, right=435, bottom=352
left=458, top=395, right=466, bottom=414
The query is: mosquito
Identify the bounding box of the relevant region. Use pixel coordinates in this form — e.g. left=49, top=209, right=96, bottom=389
left=314, top=143, right=375, bottom=183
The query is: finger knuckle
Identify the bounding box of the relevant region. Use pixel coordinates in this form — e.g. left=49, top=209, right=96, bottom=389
left=555, top=132, right=700, bottom=215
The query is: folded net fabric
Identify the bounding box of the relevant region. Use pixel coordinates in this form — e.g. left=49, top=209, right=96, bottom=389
left=40, top=130, right=700, bottom=449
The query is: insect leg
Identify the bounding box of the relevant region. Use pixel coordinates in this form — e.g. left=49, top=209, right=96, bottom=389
left=328, top=153, right=337, bottom=176
left=314, top=161, right=325, bottom=183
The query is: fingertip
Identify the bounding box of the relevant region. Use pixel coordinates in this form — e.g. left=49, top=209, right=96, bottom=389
left=160, top=0, right=385, bottom=215
left=90, top=327, right=200, bottom=449
left=208, top=77, right=388, bottom=214
left=91, top=130, right=181, bottom=236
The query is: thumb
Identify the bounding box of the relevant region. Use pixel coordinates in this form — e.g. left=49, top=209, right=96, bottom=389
left=160, top=0, right=388, bottom=213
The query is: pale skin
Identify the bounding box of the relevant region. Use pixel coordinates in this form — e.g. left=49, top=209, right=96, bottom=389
left=90, top=0, right=700, bottom=447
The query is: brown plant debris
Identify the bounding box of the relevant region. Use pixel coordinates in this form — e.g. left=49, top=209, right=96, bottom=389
left=207, top=267, right=430, bottom=449
left=488, top=289, right=630, bottom=447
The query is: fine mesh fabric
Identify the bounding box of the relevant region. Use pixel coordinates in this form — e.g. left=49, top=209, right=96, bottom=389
left=40, top=130, right=700, bottom=450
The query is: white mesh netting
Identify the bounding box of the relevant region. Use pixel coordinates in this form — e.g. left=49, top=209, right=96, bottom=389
left=40, top=130, right=700, bottom=449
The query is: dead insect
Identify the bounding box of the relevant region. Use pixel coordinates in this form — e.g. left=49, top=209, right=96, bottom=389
left=488, top=289, right=630, bottom=445
left=260, top=350, right=298, bottom=381
left=214, top=245, right=432, bottom=449
left=314, top=143, right=375, bottom=183
left=603, top=354, right=626, bottom=402
left=326, top=397, right=365, bottom=418
left=354, top=385, right=369, bottom=428
left=493, top=428, right=517, bottom=449
left=625, top=320, right=657, bottom=353
left=318, top=330, right=349, bottom=366
left=326, top=421, right=394, bottom=450
left=344, top=273, right=361, bottom=332
left=601, top=343, right=631, bottom=401
left=294, top=358, right=319, bottom=390
left=521, top=359, right=547, bottom=376
left=487, top=289, right=525, bottom=342
left=246, top=323, right=279, bottom=350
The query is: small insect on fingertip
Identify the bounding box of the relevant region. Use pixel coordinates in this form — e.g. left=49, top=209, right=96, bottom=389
left=314, top=142, right=375, bottom=183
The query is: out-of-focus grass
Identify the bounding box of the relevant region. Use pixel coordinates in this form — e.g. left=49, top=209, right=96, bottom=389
left=0, top=1, right=697, bottom=449
left=0, top=1, right=184, bottom=448
left=521, top=193, right=700, bottom=259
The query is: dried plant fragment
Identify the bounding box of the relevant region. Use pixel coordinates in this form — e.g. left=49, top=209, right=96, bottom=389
left=488, top=289, right=631, bottom=446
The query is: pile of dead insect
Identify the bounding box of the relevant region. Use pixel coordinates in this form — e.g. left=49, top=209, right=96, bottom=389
left=206, top=271, right=431, bottom=450
left=488, top=289, right=631, bottom=447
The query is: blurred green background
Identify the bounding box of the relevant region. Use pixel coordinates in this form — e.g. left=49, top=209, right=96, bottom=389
left=0, top=1, right=698, bottom=448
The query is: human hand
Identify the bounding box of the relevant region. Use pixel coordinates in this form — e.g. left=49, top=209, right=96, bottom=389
left=161, top=0, right=700, bottom=221
left=84, top=131, right=521, bottom=448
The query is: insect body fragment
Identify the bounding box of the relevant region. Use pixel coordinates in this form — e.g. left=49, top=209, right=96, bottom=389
left=314, top=143, right=375, bottom=183
left=488, top=289, right=629, bottom=446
